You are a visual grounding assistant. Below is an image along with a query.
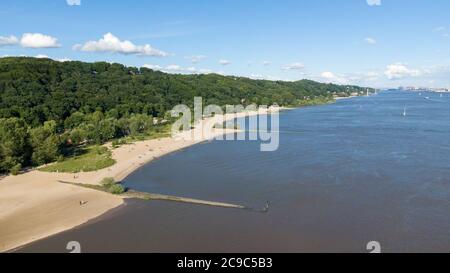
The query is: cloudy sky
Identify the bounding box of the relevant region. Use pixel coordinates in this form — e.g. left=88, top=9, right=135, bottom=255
left=1, top=0, right=450, bottom=88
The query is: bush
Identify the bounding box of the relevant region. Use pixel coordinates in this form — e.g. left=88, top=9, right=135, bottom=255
left=100, top=177, right=126, bottom=194
left=112, top=140, right=119, bottom=148
left=10, top=163, right=22, bottom=176
left=107, top=184, right=126, bottom=195
left=112, top=138, right=128, bottom=148
left=101, top=177, right=115, bottom=187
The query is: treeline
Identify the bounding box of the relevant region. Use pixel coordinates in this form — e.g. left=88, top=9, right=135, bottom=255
left=0, top=57, right=372, bottom=173
left=0, top=112, right=156, bottom=173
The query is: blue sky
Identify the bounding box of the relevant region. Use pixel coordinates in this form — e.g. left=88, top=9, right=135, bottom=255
left=1, top=0, right=450, bottom=88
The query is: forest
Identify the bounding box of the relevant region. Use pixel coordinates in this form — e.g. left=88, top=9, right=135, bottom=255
left=0, top=57, right=372, bottom=173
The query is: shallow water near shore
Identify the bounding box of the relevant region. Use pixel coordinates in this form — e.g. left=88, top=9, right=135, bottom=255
left=20, top=91, right=450, bottom=252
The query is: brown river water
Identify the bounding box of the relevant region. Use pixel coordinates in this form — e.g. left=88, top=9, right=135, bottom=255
left=19, top=91, right=450, bottom=252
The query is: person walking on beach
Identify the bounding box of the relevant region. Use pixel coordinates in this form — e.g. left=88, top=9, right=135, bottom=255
left=262, top=201, right=270, bottom=212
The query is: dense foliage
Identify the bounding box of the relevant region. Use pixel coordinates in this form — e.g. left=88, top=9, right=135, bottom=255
left=0, top=57, right=372, bottom=173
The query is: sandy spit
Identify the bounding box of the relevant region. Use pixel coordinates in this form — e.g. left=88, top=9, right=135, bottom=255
left=0, top=107, right=280, bottom=252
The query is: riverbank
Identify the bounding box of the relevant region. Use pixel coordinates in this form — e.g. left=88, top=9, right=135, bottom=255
left=335, top=95, right=359, bottom=100
left=0, top=107, right=281, bottom=252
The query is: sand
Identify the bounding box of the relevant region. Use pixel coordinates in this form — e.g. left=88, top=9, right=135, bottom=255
left=0, top=107, right=279, bottom=252
left=0, top=173, right=123, bottom=252
left=335, top=96, right=359, bottom=100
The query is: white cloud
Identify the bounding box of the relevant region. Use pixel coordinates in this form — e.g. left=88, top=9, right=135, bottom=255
left=22, top=55, right=71, bottom=62
left=320, top=71, right=349, bottom=84
left=281, top=62, right=305, bottom=70
left=20, top=33, right=60, bottom=48
left=1, top=33, right=60, bottom=48
left=142, top=64, right=163, bottom=70
left=410, top=63, right=445, bottom=76
left=185, top=55, right=206, bottom=63
left=166, top=64, right=184, bottom=72
left=249, top=74, right=291, bottom=81
left=74, top=33, right=170, bottom=57
left=365, top=71, right=380, bottom=81
left=249, top=74, right=269, bottom=80
left=56, top=58, right=72, bottom=62
left=321, top=72, right=335, bottom=79
left=163, top=64, right=200, bottom=73
left=142, top=64, right=213, bottom=75
left=219, top=59, right=231, bottom=65
left=367, top=0, right=381, bottom=6
left=0, top=35, right=18, bottom=46
left=262, top=61, right=271, bottom=66
left=384, top=63, right=421, bottom=80
left=66, top=0, right=81, bottom=6
left=432, top=26, right=449, bottom=37
left=197, top=68, right=214, bottom=74
left=365, top=37, right=377, bottom=44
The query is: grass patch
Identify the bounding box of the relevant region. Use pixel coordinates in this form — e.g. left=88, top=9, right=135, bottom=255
left=147, top=124, right=172, bottom=139
left=40, top=146, right=116, bottom=173
left=120, top=123, right=172, bottom=143
left=111, top=138, right=129, bottom=149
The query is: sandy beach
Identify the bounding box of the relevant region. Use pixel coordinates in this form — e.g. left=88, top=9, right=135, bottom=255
left=0, top=107, right=279, bottom=252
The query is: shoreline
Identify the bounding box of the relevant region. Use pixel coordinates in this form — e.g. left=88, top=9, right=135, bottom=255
left=334, top=95, right=358, bottom=100
left=0, top=107, right=283, bottom=252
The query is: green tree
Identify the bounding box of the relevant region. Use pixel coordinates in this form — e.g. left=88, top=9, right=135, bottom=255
left=129, top=114, right=152, bottom=135
left=64, top=112, right=86, bottom=129
left=69, top=127, right=88, bottom=145
left=29, top=120, right=61, bottom=165
left=0, top=118, right=31, bottom=173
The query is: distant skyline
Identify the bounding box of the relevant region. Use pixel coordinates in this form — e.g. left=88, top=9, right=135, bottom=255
left=1, top=0, right=450, bottom=88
